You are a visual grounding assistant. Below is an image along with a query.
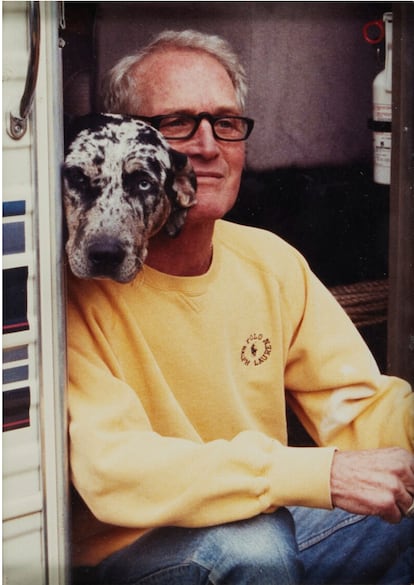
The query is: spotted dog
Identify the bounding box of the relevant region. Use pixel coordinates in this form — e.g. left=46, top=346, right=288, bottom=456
left=63, top=113, right=197, bottom=283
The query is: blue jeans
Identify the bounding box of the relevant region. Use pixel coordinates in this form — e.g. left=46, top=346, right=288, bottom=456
left=72, top=508, right=414, bottom=585
left=291, top=507, right=414, bottom=585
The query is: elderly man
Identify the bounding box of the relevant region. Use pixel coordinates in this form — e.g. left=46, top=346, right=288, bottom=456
left=68, top=30, right=414, bottom=585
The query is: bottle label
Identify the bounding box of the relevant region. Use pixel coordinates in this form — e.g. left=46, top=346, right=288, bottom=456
left=373, top=131, right=391, bottom=184
left=373, top=102, right=392, bottom=122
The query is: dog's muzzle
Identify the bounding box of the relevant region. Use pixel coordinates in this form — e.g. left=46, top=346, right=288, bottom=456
left=87, top=238, right=126, bottom=277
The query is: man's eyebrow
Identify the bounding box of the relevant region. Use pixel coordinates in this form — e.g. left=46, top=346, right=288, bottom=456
left=213, top=108, right=244, bottom=116
left=158, top=108, right=243, bottom=116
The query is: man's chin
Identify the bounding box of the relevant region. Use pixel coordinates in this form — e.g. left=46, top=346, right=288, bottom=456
left=187, top=190, right=238, bottom=221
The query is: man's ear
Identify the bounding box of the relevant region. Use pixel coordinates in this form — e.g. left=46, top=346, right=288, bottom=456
left=164, top=149, right=197, bottom=237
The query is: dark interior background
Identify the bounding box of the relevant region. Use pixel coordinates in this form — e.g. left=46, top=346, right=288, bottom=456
left=64, top=2, right=389, bottom=169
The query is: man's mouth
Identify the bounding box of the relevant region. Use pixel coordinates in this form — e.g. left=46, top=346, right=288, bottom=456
left=195, top=171, right=224, bottom=180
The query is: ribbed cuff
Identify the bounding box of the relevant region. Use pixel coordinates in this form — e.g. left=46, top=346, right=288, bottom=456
left=269, top=443, right=336, bottom=509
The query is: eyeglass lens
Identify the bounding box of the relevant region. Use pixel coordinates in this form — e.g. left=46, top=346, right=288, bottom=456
left=157, top=115, right=251, bottom=141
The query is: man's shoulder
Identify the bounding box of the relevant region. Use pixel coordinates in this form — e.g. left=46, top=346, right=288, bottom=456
left=215, top=220, right=304, bottom=268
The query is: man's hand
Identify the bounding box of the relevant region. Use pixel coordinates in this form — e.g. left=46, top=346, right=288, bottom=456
left=330, top=448, right=414, bottom=523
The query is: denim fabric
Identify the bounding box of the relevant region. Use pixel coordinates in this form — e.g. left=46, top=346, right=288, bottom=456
left=74, top=509, right=301, bottom=585
left=72, top=507, right=414, bottom=585
left=290, top=506, right=414, bottom=585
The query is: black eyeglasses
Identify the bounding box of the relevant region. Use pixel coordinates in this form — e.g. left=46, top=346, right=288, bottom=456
left=139, top=112, right=255, bottom=142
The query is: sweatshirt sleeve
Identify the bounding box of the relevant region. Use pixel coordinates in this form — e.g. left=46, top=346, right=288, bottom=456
left=283, top=258, right=414, bottom=453
left=67, top=276, right=335, bottom=531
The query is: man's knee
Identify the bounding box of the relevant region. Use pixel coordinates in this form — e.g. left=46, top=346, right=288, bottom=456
left=92, top=510, right=302, bottom=585
left=198, top=510, right=302, bottom=584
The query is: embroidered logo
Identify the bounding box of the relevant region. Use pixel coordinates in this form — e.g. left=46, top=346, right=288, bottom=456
left=241, top=333, right=272, bottom=366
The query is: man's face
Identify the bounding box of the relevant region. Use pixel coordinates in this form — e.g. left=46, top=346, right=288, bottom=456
left=131, top=49, right=246, bottom=224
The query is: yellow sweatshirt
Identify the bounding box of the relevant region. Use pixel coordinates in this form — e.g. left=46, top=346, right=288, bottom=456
left=67, top=220, right=413, bottom=566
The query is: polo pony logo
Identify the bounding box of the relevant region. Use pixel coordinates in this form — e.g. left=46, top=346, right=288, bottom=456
left=241, top=333, right=272, bottom=366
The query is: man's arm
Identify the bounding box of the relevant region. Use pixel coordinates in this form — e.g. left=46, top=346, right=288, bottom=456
left=279, top=254, right=414, bottom=522
left=283, top=260, right=414, bottom=453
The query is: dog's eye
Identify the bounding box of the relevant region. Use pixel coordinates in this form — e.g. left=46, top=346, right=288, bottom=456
left=138, top=179, right=151, bottom=191
left=63, top=166, right=90, bottom=192
left=123, top=170, right=155, bottom=197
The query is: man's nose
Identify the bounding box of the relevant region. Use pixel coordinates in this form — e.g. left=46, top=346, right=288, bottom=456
left=187, top=119, right=220, bottom=159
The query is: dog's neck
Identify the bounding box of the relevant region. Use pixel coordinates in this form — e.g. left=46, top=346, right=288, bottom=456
left=146, top=220, right=214, bottom=277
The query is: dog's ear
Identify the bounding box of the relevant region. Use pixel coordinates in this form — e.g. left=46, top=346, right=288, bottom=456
left=164, top=149, right=197, bottom=237
left=169, top=149, right=197, bottom=208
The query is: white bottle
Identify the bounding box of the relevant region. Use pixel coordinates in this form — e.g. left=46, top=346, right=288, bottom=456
left=372, top=12, right=392, bottom=185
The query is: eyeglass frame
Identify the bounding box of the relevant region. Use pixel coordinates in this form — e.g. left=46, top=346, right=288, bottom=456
left=138, top=112, right=255, bottom=142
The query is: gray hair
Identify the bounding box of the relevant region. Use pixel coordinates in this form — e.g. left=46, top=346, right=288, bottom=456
left=101, top=30, right=248, bottom=114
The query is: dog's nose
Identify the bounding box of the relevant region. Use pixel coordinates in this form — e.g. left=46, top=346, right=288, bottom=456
left=88, top=240, right=126, bottom=271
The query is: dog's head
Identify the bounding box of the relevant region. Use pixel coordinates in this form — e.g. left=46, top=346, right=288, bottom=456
left=63, top=113, right=197, bottom=283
